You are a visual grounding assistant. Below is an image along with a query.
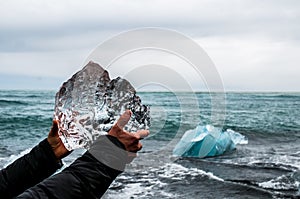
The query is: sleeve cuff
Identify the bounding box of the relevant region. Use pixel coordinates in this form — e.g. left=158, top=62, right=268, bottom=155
left=88, top=135, right=128, bottom=171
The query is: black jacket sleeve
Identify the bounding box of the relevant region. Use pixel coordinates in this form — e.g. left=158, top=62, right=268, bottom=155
left=16, top=135, right=127, bottom=199
left=0, top=139, right=63, bottom=198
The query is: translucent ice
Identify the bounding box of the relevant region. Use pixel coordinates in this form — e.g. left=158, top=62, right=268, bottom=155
left=173, top=125, right=248, bottom=158
left=54, top=61, right=150, bottom=150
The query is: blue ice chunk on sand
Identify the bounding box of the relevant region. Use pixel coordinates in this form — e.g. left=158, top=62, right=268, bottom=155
left=173, top=125, right=248, bottom=158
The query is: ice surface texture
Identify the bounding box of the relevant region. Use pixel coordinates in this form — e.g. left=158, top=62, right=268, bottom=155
left=173, top=125, right=248, bottom=158
left=54, top=61, right=150, bottom=150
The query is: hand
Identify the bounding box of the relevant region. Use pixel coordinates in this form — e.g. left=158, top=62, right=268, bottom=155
left=108, top=110, right=149, bottom=161
left=47, top=120, right=71, bottom=160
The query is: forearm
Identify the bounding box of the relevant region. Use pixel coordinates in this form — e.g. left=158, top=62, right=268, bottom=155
left=17, top=135, right=126, bottom=199
left=0, top=139, right=62, bottom=198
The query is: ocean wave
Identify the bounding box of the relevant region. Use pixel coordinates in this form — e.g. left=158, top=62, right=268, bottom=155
left=247, top=154, right=300, bottom=171
left=158, top=163, right=224, bottom=182
left=105, top=181, right=177, bottom=199
left=105, top=162, right=224, bottom=199
left=271, top=93, right=300, bottom=99
left=243, top=93, right=300, bottom=99
left=258, top=173, right=300, bottom=191
left=0, top=148, right=32, bottom=169
left=0, top=99, right=28, bottom=106
left=248, top=161, right=299, bottom=172
left=0, top=115, right=52, bottom=126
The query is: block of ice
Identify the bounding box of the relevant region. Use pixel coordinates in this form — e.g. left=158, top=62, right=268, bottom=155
left=173, top=125, right=248, bottom=158
left=54, top=61, right=150, bottom=150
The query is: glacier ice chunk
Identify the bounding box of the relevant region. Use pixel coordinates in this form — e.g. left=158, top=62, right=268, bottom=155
left=54, top=61, right=150, bottom=150
left=173, top=125, right=248, bottom=158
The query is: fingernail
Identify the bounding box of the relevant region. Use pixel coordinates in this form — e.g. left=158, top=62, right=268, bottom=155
left=125, top=110, right=132, bottom=116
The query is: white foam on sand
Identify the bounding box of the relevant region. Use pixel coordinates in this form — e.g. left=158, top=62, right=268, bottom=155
left=104, top=163, right=224, bottom=198
left=258, top=175, right=300, bottom=191
left=248, top=154, right=300, bottom=171
left=104, top=175, right=175, bottom=199
left=159, top=163, right=224, bottom=182
left=0, top=148, right=32, bottom=168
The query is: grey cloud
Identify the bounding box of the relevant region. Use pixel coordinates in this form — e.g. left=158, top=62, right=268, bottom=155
left=1, top=0, right=300, bottom=53
left=0, top=0, right=299, bottom=91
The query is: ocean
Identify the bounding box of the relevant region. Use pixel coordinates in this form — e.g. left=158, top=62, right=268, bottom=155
left=0, top=90, right=299, bottom=198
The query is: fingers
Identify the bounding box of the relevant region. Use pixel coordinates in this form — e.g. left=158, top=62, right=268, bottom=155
left=126, top=140, right=143, bottom=153
left=116, top=110, right=132, bottom=129
left=109, top=110, right=149, bottom=162
left=49, top=120, right=59, bottom=137
left=134, top=130, right=150, bottom=140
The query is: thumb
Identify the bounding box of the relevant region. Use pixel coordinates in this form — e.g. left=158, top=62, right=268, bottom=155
left=116, top=110, right=132, bottom=129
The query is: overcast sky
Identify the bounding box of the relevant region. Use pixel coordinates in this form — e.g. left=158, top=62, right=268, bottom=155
left=0, top=0, right=299, bottom=91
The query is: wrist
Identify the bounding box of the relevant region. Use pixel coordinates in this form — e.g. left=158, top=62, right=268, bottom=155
left=41, top=138, right=64, bottom=169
